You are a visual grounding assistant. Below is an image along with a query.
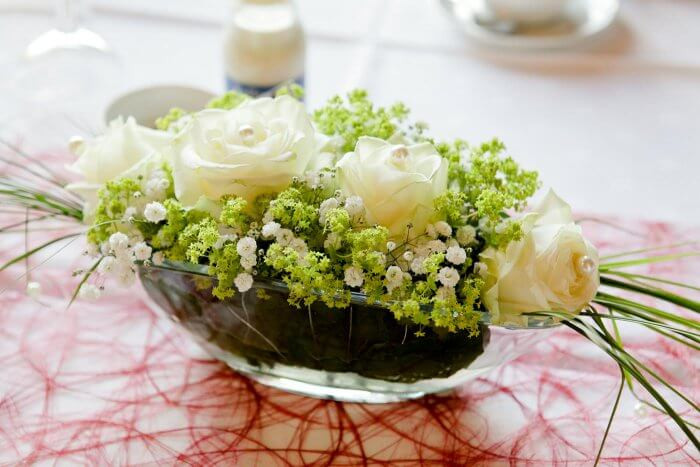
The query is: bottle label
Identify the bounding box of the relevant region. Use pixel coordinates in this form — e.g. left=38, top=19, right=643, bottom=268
left=225, top=76, right=305, bottom=97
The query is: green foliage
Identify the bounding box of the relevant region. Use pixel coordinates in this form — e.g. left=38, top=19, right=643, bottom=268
left=275, top=83, right=305, bottom=100
left=219, top=197, right=249, bottom=229
left=324, top=208, right=351, bottom=235
left=209, top=243, right=242, bottom=299
left=268, top=186, right=320, bottom=235
left=207, top=91, right=250, bottom=110
left=433, top=138, right=539, bottom=247
left=87, top=178, right=141, bottom=245
left=433, top=191, right=469, bottom=226
left=313, top=89, right=409, bottom=153
left=155, top=107, right=186, bottom=131
left=265, top=245, right=351, bottom=309
left=151, top=199, right=186, bottom=249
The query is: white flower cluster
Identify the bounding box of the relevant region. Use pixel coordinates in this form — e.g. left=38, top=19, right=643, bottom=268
left=94, top=231, right=155, bottom=287
left=385, top=265, right=404, bottom=292
left=332, top=219, right=478, bottom=298
left=236, top=236, right=258, bottom=278
left=144, top=202, right=166, bottom=223
left=344, top=266, right=364, bottom=288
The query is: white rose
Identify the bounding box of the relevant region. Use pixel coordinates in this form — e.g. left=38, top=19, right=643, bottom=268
left=171, top=95, right=316, bottom=206
left=479, top=190, right=599, bottom=326
left=66, top=117, right=170, bottom=217
left=335, top=137, right=447, bottom=238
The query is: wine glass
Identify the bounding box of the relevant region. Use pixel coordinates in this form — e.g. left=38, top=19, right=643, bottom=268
left=12, top=0, right=122, bottom=132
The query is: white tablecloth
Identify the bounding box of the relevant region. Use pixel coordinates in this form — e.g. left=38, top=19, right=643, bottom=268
left=1, top=0, right=699, bottom=225
left=0, top=2, right=698, bottom=465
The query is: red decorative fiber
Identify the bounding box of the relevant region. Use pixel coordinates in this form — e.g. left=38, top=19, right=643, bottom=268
left=1, top=166, right=698, bottom=465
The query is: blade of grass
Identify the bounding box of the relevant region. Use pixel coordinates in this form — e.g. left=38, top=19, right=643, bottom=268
left=594, top=369, right=625, bottom=467
left=562, top=318, right=699, bottom=449
left=603, top=270, right=700, bottom=293
left=600, top=241, right=699, bottom=261
left=600, top=277, right=700, bottom=313
left=0, top=232, right=82, bottom=272
left=595, top=293, right=699, bottom=329
left=579, top=311, right=700, bottom=343
left=600, top=252, right=700, bottom=271
left=67, top=257, right=103, bottom=309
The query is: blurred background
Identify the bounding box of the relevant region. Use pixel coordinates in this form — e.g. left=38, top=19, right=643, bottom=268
left=0, top=0, right=698, bottom=224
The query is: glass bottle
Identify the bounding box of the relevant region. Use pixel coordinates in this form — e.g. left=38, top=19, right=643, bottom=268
left=223, top=0, right=305, bottom=96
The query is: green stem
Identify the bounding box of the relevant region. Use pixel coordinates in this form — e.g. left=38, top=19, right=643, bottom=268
left=594, top=368, right=625, bottom=467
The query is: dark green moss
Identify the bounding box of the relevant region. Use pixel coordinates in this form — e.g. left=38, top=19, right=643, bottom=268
left=140, top=267, right=488, bottom=383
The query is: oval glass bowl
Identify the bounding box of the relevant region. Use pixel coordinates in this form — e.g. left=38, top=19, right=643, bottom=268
left=139, top=262, right=560, bottom=403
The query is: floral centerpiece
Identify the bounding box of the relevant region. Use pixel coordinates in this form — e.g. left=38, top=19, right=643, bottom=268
left=2, top=87, right=698, bottom=458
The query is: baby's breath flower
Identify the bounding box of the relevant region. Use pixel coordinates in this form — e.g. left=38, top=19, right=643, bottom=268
left=385, top=265, right=403, bottom=286
left=97, top=256, right=116, bottom=275
left=275, top=228, right=294, bottom=246
left=144, top=201, right=166, bottom=223
left=425, top=223, right=438, bottom=239
left=402, top=250, right=414, bottom=262
left=457, top=225, right=477, bottom=246
left=344, top=266, right=364, bottom=288
left=234, top=272, right=254, bottom=292
left=426, top=239, right=447, bottom=254
left=261, top=221, right=281, bottom=239
left=319, top=198, right=339, bottom=224
left=109, top=232, right=129, bottom=253
left=386, top=241, right=396, bottom=251
left=445, top=246, right=467, bottom=265
left=344, top=195, right=364, bottom=217
left=262, top=210, right=274, bottom=224
left=26, top=281, right=41, bottom=299
left=152, top=251, right=165, bottom=266
left=79, top=283, right=101, bottom=300
left=411, top=256, right=427, bottom=275
left=145, top=178, right=168, bottom=198
left=434, top=221, right=452, bottom=237
left=437, top=266, right=460, bottom=287
left=289, top=238, right=308, bottom=256
left=240, top=255, right=256, bottom=271
left=133, top=242, right=153, bottom=261
left=129, top=232, right=145, bottom=245
left=236, top=237, right=257, bottom=258
left=214, top=234, right=236, bottom=250
left=474, top=261, right=488, bottom=277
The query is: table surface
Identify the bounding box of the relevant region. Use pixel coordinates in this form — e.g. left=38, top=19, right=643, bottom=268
left=0, top=1, right=699, bottom=465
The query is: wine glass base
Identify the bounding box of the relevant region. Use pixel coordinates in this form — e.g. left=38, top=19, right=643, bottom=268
left=441, top=0, right=619, bottom=50
left=25, top=27, right=110, bottom=59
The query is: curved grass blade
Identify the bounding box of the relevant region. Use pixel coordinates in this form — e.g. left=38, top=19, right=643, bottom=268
left=600, top=277, right=700, bottom=313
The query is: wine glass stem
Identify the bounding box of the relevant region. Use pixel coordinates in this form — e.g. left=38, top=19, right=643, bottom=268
left=55, top=0, right=85, bottom=32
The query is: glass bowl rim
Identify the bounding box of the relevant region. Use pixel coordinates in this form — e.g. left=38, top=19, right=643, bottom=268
left=139, top=260, right=564, bottom=331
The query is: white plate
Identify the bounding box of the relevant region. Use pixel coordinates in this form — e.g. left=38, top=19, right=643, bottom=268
left=441, top=0, right=619, bottom=50
left=104, top=85, right=215, bottom=127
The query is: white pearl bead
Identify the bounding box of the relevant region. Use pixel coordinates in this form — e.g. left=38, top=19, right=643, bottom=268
left=238, top=124, right=256, bottom=144
left=391, top=145, right=409, bottom=159
left=634, top=402, right=648, bottom=418
left=577, top=255, right=596, bottom=275
left=238, top=124, right=255, bottom=138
